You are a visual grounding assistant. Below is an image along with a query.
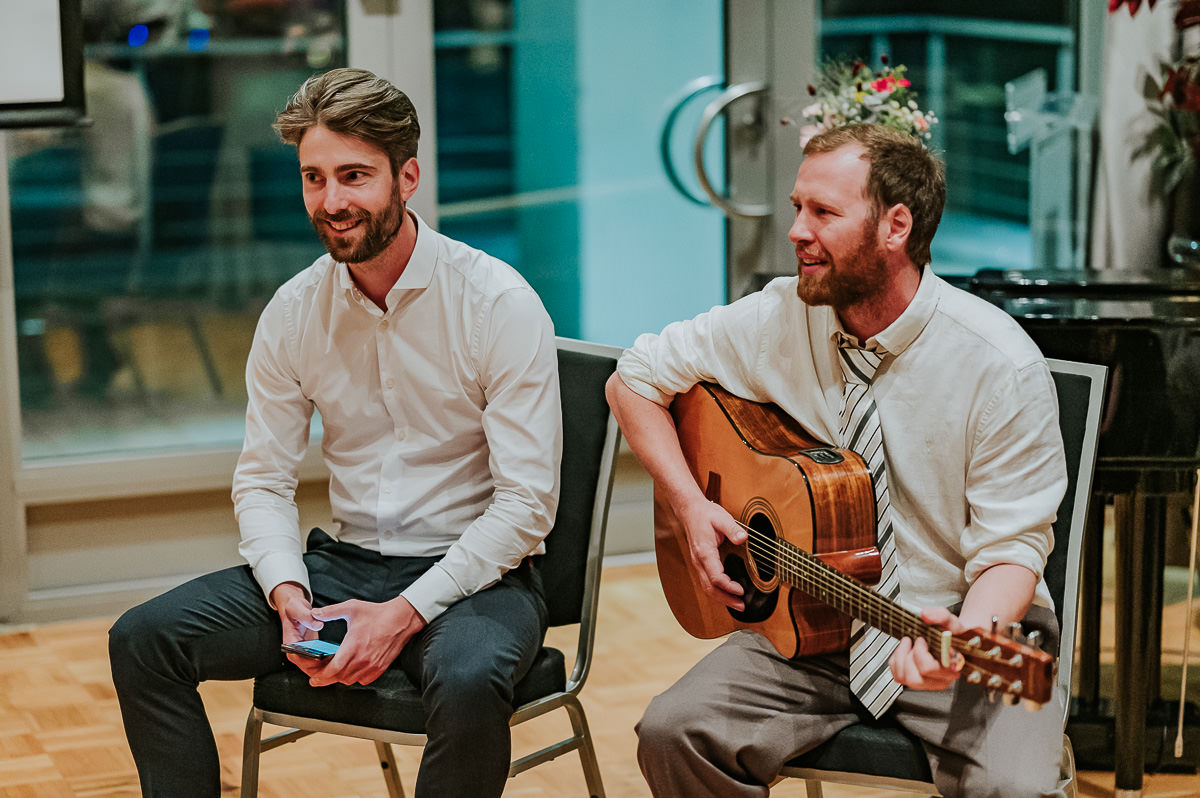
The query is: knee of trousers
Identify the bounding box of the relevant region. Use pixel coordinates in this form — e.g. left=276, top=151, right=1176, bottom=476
left=636, top=690, right=708, bottom=758
left=108, top=598, right=186, bottom=687
left=423, top=659, right=516, bottom=727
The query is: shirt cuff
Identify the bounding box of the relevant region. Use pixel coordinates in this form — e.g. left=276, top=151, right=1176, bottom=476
left=401, top=563, right=464, bottom=623
left=616, top=347, right=673, bottom=406
left=251, top=552, right=311, bottom=609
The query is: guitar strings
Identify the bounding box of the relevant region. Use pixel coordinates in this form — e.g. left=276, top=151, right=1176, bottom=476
left=733, top=520, right=945, bottom=651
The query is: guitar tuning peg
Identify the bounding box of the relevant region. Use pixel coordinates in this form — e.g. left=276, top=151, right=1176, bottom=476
left=1026, top=629, right=1042, bottom=650
left=1007, top=621, right=1022, bottom=640
left=1004, top=691, right=1020, bottom=706
left=990, top=615, right=999, bottom=634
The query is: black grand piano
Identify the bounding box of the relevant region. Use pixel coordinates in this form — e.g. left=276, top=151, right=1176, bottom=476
left=970, top=267, right=1200, bottom=797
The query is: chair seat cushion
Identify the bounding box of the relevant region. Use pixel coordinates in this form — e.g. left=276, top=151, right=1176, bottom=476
left=253, top=646, right=566, bottom=734
left=784, top=721, right=932, bottom=781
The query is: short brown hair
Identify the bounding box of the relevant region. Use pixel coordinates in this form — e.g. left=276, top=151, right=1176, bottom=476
left=804, top=124, right=945, bottom=265
left=274, top=68, right=420, bottom=176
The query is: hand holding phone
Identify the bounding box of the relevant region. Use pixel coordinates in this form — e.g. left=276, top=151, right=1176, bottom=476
left=281, top=639, right=340, bottom=660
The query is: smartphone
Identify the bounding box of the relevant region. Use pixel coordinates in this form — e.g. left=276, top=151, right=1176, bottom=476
left=281, top=639, right=340, bottom=660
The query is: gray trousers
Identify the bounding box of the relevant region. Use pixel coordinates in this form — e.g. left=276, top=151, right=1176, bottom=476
left=109, top=528, right=547, bottom=798
left=637, top=618, right=1064, bottom=798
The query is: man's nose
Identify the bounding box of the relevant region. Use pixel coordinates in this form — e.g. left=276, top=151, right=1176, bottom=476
left=788, top=212, right=811, bottom=244
left=322, top=181, right=349, bottom=214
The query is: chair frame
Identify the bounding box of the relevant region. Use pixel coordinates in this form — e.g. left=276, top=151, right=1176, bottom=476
left=240, top=337, right=623, bottom=798
left=779, top=358, right=1107, bottom=798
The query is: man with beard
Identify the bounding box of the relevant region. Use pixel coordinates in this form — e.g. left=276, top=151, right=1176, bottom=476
left=108, top=68, right=561, bottom=798
left=605, top=124, right=1068, bottom=797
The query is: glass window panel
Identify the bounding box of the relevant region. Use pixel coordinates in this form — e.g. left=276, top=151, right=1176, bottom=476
left=819, top=4, right=1085, bottom=278
left=11, top=1, right=345, bottom=462
left=432, top=0, right=726, bottom=347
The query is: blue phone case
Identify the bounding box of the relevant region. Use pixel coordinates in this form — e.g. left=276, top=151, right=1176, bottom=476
left=283, top=639, right=340, bottom=658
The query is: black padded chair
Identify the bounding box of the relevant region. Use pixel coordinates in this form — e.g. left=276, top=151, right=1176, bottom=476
left=240, top=337, right=623, bottom=798
left=777, top=358, right=1107, bottom=797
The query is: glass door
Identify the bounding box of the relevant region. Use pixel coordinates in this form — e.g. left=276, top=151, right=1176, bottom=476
left=429, top=0, right=726, bottom=347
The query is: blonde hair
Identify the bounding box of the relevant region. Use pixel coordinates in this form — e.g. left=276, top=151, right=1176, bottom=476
left=274, top=68, right=420, bottom=176
left=805, top=124, right=945, bottom=265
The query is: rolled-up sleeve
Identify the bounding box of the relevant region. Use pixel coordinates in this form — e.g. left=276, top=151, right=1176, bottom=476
left=962, top=360, right=1066, bottom=584
left=617, top=291, right=771, bottom=406
left=401, top=287, right=562, bottom=622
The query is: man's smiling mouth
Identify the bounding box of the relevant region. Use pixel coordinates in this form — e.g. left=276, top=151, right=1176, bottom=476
left=327, top=219, right=360, bottom=233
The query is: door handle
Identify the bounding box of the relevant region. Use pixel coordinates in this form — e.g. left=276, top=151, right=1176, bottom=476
left=659, top=75, right=723, bottom=206
left=693, top=81, right=771, bottom=219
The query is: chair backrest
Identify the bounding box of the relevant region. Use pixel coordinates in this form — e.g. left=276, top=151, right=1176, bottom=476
left=1045, top=358, right=1106, bottom=718
left=150, top=117, right=224, bottom=247
left=539, top=338, right=622, bottom=686
left=249, top=142, right=318, bottom=243
left=541, top=337, right=622, bottom=623
left=9, top=145, right=85, bottom=298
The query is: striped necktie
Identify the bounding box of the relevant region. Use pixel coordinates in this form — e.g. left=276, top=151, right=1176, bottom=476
left=836, top=334, right=904, bottom=717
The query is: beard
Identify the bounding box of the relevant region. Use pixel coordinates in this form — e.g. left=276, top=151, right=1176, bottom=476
left=310, top=189, right=405, bottom=264
left=795, top=222, right=889, bottom=309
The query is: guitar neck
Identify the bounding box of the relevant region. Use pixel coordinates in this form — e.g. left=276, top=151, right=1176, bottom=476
left=772, top=536, right=942, bottom=650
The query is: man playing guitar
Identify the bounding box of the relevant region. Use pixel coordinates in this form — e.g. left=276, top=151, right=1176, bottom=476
left=606, top=123, right=1068, bottom=797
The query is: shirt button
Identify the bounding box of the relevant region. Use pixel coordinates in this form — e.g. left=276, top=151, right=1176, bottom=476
left=380, top=319, right=389, bottom=329
left=386, top=378, right=395, bottom=389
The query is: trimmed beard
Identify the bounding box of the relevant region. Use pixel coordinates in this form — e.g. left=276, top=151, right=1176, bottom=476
left=311, top=188, right=405, bottom=264
left=796, top=219, right=889, bottom=308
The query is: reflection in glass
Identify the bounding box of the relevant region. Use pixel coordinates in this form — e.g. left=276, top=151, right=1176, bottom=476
left=10, top=0, right=345, bottom=461
left=819, top=4, right=1081, bottom=278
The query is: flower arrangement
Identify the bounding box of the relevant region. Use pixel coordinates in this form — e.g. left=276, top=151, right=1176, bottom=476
left=787, top=55, right=938, bottom=148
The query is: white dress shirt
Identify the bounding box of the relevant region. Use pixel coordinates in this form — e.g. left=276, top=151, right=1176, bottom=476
left=233, top=212, right=562, bottom=622
left=617, top=268, right=1067, bottom=613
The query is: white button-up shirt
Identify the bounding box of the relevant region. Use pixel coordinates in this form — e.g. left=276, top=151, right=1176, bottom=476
left=233, top=212, right=562, bottom=622
left=617, top=268, right=1066, bottom=613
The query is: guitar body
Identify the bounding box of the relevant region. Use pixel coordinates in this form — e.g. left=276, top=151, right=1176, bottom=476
left=655, top=383, right=882, bottom=659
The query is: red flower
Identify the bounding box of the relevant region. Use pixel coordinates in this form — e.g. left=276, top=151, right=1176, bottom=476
left=869, top=75, right=911, bottom=93
left=1161, top=63, right=1200, bottom=112
left=1109, top=0, right=1159, bottom=15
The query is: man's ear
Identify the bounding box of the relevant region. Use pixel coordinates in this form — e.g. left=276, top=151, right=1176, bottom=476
left=398, top=157, right=420, bottom=201
left=880, top=203, right=913, bottom=255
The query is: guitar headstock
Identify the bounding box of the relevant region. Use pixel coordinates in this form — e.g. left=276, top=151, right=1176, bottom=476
left=953, top=627, right=1056, bottom=707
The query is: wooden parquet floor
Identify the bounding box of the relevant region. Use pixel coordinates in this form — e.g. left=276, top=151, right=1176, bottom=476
left=1, top=561, right=1198, bottom=797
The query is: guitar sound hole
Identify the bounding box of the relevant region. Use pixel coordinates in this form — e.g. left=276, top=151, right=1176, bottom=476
left=746, top=512, right=778, bottom=583
left=724, top=553, right=778, bottom=624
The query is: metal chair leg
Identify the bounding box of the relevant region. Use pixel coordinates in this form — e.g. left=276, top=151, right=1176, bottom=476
left=240, top=709, right=264, bottom=798
left=563, top=696, right=606, bottom=798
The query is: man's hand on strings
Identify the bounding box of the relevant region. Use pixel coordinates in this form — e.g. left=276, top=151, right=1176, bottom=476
left=679, top=498, right=747, bottom=610
left=889, top=607, right=966, bottom=691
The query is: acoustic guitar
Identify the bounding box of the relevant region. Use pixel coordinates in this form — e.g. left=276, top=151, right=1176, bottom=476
left=654, top=382, right=1056, bottom=706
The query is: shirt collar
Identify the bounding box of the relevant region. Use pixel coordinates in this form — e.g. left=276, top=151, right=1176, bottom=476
left=826, top=265, right=940, bottom=356
left=334, top=209, right=438, bottom=299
